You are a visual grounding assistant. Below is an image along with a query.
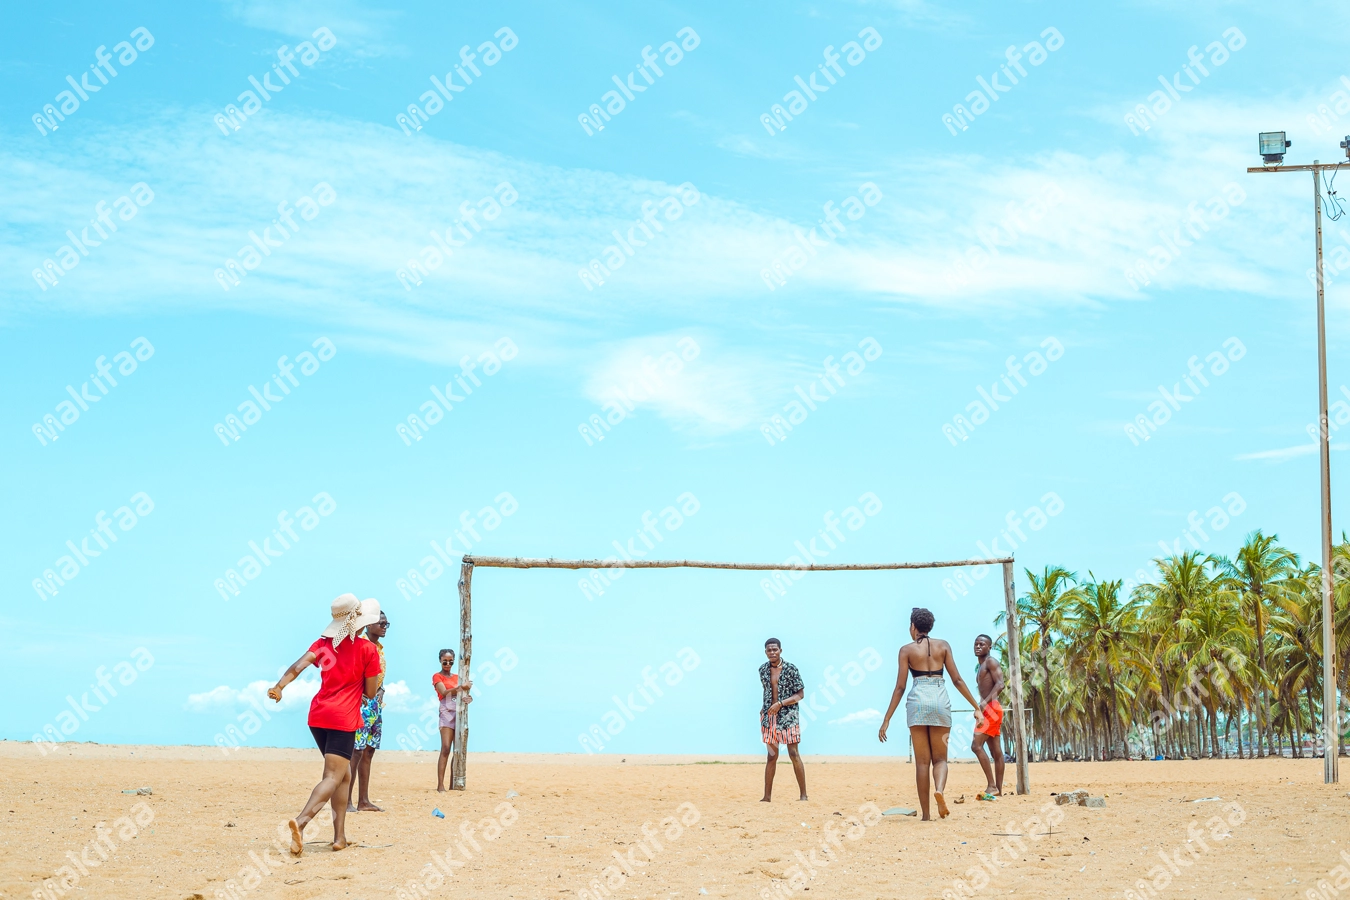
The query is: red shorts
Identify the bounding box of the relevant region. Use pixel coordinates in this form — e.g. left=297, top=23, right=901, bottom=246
left=975, top=700, right=1003, bottom=737
left=762, top=723, right=801, bottom=745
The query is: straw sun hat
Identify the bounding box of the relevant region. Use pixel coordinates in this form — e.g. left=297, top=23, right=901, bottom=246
left=322, top=593, right=381, bottom=647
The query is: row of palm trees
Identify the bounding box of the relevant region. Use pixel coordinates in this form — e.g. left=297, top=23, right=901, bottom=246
left=995, top=530, right=1350, bottom=760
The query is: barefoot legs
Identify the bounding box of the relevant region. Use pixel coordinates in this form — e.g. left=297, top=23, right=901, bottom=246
left=291, top=752, right=352, bottom=854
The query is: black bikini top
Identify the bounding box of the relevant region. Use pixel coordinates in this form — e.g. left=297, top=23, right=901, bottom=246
left=911, top=634, right=942, bottom=676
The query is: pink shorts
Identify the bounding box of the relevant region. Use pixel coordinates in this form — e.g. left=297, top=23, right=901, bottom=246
left=439, top=699, right=457, bottom=730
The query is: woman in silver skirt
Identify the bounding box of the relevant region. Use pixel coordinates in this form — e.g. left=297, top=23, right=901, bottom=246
left=878, top=607, right=985, bottom=820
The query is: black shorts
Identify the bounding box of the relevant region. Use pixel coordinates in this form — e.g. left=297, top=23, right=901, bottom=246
left=310, top=726, right=356, bottom=760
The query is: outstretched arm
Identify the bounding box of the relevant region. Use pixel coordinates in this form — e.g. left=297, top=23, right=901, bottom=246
left=878, top=649, right=909, bottom=742
left=943, top=645, right=985, bottom=725
left=268, top=650, right=318, bottom=701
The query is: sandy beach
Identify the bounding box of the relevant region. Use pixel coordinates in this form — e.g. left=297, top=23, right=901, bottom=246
left=2, top=742, right=1340, bottom=899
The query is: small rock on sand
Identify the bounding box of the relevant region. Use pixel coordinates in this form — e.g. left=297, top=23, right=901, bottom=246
left=1055, top=790, right=1088, bottom=806
left=1084, top=796, right=1106, bottom=808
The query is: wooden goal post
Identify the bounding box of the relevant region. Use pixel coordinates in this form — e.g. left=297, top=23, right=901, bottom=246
left=450, top=554, right=1029, bottom=795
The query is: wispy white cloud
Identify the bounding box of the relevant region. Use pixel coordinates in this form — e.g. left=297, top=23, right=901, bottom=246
left=1236, top=442, right=1348, bottom=462
left=220, top=0, right=403, bottom=56
left=185, top=676, right=318, bottom=712
left=2, top=96, right=1324, bottom=440
left=829, top=707, right=881, bottom=725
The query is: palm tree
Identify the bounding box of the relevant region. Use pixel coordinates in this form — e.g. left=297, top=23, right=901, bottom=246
left=1066, top=575, right=1140, bottom=759
left=1013, top=566, right=1080, bottom=759
left=1214, top=531, right=1300, bottom=756
left=989, top=533, right=1340, bottom=762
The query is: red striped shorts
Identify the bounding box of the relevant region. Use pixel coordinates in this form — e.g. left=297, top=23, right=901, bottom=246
left=762, top=723, right=801, bottom=745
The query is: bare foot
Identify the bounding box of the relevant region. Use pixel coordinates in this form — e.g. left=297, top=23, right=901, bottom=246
left=331, top=838, right=349, bottom=852
left=760, top=797, right=771, bottom=802
left=288, top=820, right=303, bottom=856
left=347, top=803, right=358, bottom=813
left=934, top=791, right=950, bottom=819
left=798, top=795, right=809, bottom=801
left=358, top=802, right=383, bottom=812
left=437, top=786, right=446, bottom=793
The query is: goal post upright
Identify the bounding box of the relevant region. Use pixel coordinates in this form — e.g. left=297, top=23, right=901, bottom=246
left=452, top=553, right=1029, bottom=795
left=450, top=559, right=473, bottom=791
left=1002, top=560, right=1030, bottom=795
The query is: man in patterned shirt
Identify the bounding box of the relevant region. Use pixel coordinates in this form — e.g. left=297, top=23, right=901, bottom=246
left=348, top=610, right=388, bottom=812
left=759, top=638, right=807, bottom=801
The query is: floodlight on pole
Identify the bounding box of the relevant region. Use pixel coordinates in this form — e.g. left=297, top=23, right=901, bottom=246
left=1259, top=131, right=1291, bottom=164
left=1247, top=133, right=1341, bottom=784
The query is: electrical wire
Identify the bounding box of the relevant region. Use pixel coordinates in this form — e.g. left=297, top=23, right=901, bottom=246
left=1322, top=161, right=1349, bottom=221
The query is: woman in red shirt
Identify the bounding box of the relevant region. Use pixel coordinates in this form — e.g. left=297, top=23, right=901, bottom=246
left=434, top=648, right=472, bottom=791
left=269, top=594, right=382, bottom=854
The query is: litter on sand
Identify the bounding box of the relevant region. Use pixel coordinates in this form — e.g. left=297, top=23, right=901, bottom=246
left=1191, top=797, right=1222, bottom=803
left=121, top=787, right=152, bottom=795
left=432, top=808, right=445, bottom=818
left=506, top=789, right=520, bottom=799
left=883, top=807, right=919, bottom=817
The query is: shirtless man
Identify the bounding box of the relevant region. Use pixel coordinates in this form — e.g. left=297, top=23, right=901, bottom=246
left=759, top=639, right=807, bottom=802
left=970, top=634, right=1006, bottom=798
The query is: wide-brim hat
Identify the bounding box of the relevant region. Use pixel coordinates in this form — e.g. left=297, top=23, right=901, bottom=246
left=321, top=594, right=381, bottom=645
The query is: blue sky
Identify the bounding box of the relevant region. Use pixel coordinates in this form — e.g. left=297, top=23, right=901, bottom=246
left=6, top=0, right=1350, bottom=759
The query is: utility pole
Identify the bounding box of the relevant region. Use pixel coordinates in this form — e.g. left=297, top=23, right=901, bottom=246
left=1248, top=144, right=1341, bottom=783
